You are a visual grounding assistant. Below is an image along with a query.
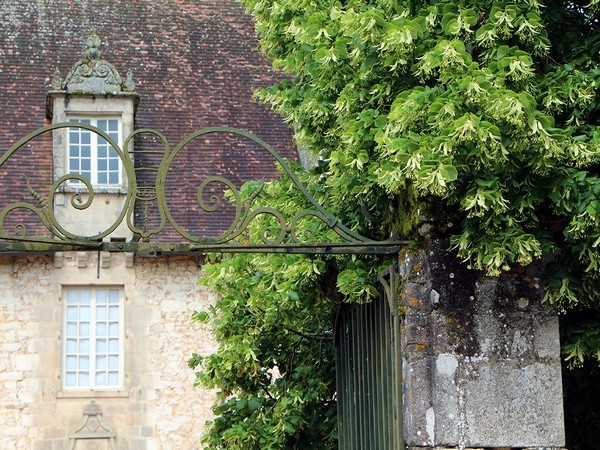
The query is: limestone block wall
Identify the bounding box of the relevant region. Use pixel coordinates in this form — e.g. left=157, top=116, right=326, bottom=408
left=400, top=230, right=566, bottom=449
left=0, top=253, right=217, bottom=450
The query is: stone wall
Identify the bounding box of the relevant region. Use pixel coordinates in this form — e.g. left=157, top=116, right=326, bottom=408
left=0, top=253, right=217, bottom=450
left=401, top=228, right=565, bottom=449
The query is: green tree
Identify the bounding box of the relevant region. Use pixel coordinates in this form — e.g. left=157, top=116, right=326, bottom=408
left=190, top=1, right=599, bottom=448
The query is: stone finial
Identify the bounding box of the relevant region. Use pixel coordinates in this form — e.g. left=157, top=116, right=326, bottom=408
left=83, top=399, right=103, bottom=417
left=85, top=28, right=102, bottom=60
left=51, top=67, right=63, bottom=90
left=125, top=70, right=135, bottom=92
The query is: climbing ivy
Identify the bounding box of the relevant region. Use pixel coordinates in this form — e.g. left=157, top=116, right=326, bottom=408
left=192, top=1, right=598, bottom=448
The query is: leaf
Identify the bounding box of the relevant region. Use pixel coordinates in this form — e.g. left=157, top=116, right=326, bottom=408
left=444, top=19, right=460, bottom=35
left=440, top=164, right=458, bottom=182
left=192, top=311, right=210, bottom=323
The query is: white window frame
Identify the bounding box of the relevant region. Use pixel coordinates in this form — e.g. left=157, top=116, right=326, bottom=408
left=67, top=116, right=123, bottom=187
left=62, top=286, right=125, bottom=391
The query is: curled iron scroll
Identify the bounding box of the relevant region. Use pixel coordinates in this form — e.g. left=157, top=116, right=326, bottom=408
left=0, top=122, right=135, bottom=244
left=0, top=123, right=406, bottom=254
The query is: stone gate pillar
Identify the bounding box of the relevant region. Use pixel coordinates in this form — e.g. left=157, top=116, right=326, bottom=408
left=400, top=224, right=565, bottom=449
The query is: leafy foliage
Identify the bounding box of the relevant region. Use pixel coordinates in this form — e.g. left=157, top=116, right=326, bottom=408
left=246, top=0, right=599, bottom=350
left=189, top=169, right=385, bottom=449
left=192, top=0, right=599, bottom=448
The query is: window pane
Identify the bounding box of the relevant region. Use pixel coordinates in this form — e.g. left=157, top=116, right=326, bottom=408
left=80, top=306, right=90, bottom=320
left=66, top=290, right=78, bottom=304
left=79, top=339, right=89, bottom=353
left=96, top=372, right=107, bottom=386
left=66, top=356, right=77, bottom=370
left=66, top=306, right=77, bottom=320
left=96, top=323, right=107, bottom=336
left=108, top=355, right=119, bottom=370
left=96, top=339, right=107, bottom=353
left=109, top=306, right=119, bottom=320
left=81, top=132, right=91, bottom=145
left=109, top=290, right=119, bottom=303
left=81, top=159, right=91, bottom=171
left=96, top=305, right=107, bottom=320
left=66, top=339, right=77, bottom=353
left=96, top=372, right=106, bottom=386
left=108, top=322, right=119, bottom=336
left=97, top=119, right=108, bottom=130
left=79, top=290, right=91, bottom=305
left=66, top=323, right=77, bottom=336
left=79, top=322, right=90, bottom=336
left=79, top=372, right=89, bottom=386
left=98, top=173, right=107, bottom=185
left=65, top=372, right=76, bottom=387
left=108, top=338, right=119, bottom=353
left=108, top=372, right=119, bottom=386
left=97, top=355, right=107, bottom=370
left=96, top=289, right=108, bottom=304
left=79, top=356, right=89, bottom=370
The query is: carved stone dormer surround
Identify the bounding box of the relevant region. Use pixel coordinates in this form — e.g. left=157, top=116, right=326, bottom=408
left=47, top=29, right=138, bottom=114
left=46, top=28, right=139, bottom=192
left=46, top=30, right=139, bottom=240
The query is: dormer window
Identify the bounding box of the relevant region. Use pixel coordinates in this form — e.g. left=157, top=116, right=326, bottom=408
left=47, top=29, right=138, bottom=193
left=46, top=30, right=138, bottom=239
left=67, top=117, right=122, bottom=186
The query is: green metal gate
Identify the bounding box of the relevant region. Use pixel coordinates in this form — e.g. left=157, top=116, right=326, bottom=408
left=335, top=264, right=404, bottom=450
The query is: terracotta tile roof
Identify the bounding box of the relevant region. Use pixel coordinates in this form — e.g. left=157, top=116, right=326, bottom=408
left=0, top=0, right=296, bottom=243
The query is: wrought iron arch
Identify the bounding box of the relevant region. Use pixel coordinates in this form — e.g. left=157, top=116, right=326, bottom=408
left=0, top=123, right=408, bottom=256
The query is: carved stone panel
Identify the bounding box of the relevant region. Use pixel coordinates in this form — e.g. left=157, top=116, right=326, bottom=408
left=68, top=401, right=117, bottom=450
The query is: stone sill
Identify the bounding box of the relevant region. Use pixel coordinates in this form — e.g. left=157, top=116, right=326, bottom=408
left=57, top=390, right=129, bottom=399
left=57, top=186, right=128, bottom=196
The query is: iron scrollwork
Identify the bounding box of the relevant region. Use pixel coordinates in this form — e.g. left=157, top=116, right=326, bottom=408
left=0, top=123, right=407, bottom=255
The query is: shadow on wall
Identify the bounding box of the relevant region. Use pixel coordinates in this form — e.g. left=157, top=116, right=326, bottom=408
left=561, top=312, right=600, bottom=450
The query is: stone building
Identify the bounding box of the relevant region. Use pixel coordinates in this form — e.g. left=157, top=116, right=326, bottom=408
left=0, top=2, right=296, bottom=449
